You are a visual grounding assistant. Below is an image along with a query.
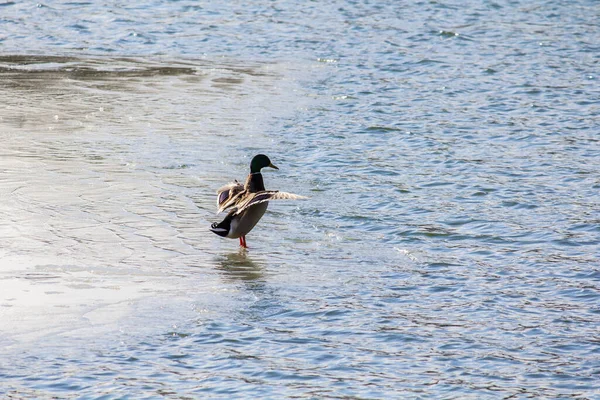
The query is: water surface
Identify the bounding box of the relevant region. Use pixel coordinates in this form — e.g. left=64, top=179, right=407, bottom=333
left=0, top=0, right=599, bottom=398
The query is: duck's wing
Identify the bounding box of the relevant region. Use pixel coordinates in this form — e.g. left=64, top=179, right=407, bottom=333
left=216, top=180, right=244, bottom=213
left=234, top=190, right=308, bottom=215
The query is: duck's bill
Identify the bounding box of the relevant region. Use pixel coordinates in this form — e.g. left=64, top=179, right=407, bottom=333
left=269, top=163, right=279, bottom=170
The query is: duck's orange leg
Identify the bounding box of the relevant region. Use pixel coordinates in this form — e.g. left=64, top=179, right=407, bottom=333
left=239, top=235, right=248, bottom=248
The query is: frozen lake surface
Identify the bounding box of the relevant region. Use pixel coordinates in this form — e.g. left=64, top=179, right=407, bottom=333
left=0, top=1, right=599, bottom=398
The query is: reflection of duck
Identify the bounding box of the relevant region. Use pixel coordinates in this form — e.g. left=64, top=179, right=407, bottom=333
left=215, top=251, right=263, bottom=281
left=210, top=154, right=307, bottom=248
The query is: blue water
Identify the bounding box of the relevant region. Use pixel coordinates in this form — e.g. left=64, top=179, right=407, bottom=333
left=0, top=0, right=599, bottom=398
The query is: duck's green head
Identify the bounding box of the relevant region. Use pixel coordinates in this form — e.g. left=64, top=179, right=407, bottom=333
left=250, top=154, right=278, bottom=173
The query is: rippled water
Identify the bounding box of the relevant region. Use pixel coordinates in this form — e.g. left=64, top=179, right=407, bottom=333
left=1, top=1, right=599, bottom=398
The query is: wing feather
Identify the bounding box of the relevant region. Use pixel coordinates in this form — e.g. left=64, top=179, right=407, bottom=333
left=216, top=181, right=244, bottom=213
left=267, top=191, right=309, bottom=201
left=234, top=191, right=308, bottom=215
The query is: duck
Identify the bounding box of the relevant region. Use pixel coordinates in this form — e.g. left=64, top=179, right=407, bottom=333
left=210, top=154, right=307, bottom=248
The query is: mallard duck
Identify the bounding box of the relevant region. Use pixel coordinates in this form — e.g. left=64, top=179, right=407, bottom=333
left=210, top=154, right=307, bottom=248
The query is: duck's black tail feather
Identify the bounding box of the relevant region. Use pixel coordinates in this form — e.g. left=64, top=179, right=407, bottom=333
left=209, top=215, right=232, bottom=237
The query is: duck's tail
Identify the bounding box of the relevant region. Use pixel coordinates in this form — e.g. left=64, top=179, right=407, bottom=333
left=209, top=216, right=232, bottom=237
